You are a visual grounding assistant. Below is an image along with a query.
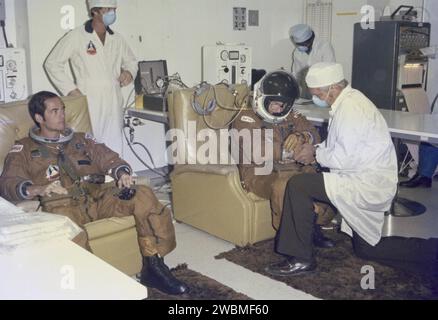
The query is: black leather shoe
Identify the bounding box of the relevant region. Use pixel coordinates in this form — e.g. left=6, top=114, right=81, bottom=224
left=140, top=255, right=189, bottom=295
left=313, top=225, right=335, bottom=248
left=399, top=173, right=432, bottom=188
left=265, top=257, right=316, bottom=277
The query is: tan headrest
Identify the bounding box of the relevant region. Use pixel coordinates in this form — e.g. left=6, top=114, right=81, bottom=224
left=0, top=95, right=92, bottom=174
left=168, top=84, right=250, bottom=130
left=167, top=84, right=250, bottom=164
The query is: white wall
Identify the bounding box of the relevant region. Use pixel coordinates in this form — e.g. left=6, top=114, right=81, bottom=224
left=331, top=0, right=367, bottom=82
left=2, top=0, right=17, bottom=47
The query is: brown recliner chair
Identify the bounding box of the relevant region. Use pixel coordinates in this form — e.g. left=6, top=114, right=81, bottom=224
left=0, top=95, right=142, bottom=276
left=167, top=84, right=276, bottom=246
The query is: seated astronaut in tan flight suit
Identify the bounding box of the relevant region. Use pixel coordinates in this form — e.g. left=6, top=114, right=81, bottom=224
left=0, top=91, right=188, bottom=295
left=231, top=71, right=335, bottom=247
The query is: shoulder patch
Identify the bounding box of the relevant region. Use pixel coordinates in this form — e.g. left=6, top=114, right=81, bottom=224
left=85, top=133, right=102, bottom=144
left=241, top=116, right=256, bottom=123
left=291, top=110, right=303, bottom=119
left=9, top=145, right=23, bottom=153
left=85, top=132, right=95, bottom=141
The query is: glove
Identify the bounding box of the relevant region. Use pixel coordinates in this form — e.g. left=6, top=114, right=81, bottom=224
left=283, top=132, right=307, bottom=153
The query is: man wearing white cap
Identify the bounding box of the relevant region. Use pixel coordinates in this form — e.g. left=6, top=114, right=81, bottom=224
left=289, top=24, right=335, bottom=99
left=267, top=63, right=438, bottom=277
left=266, top=62, right=421, bottom=277
left=45, top=0, right=137, bottom=156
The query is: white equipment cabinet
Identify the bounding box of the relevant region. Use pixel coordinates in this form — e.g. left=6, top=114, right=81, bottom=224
left=0, top=48, right=28, bottom=103
left=202, top=44, right=252, bottom=85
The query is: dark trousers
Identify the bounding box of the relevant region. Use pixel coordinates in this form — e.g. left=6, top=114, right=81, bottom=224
left=276, top=173, right=438, bottom=276
left=419, top=142, right=438, bottom=178
left=276, top=173, right=330, bottom=260
left=353, top=233, right=438, bottom=277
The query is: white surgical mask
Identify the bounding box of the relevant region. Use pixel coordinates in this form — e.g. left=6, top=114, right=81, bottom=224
left=312, top=95, right=329, bottom=108
left=297, top=46, right=309, bottom=53
left=103, top=10, right=116, bottom=26
left=312, top=86, right=331, bottom=108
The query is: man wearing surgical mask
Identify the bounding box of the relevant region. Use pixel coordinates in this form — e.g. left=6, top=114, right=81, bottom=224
left=45, top=0, right=138, bottom=156
left=289, top=24, right=336, bottom=100
left=265, top=63, right=438, bottom=279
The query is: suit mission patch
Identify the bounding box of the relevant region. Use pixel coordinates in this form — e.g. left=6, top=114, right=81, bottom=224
left=85, top=133, right=102, bottom=144
left=241, top=116, right=256, bottom=123
left=87, top=41, right=97, bottom=55
left=46, top=164, right=60, bottom=182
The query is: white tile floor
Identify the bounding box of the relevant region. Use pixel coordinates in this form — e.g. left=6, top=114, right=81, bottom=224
left=151, top=178, right=438, bottom=300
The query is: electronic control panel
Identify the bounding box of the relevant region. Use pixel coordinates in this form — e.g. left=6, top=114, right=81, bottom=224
left=399, top=25, right=430, bottom=51
left=0, top=48, right=28, bottom=104
left=202, top=45, right=252, bottom=85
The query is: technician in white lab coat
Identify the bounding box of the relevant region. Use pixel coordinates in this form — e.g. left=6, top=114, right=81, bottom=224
left=264, top=62, right=436, bottom=277
left=45, top=0, right=138, bottom=156
left=289, top=24, right=335, bottom=99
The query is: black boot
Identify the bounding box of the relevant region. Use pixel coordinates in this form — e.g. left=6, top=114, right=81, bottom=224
left=313, top=225, right=335, bottom=248
left=140, top=255, right=189, bottom=295
left=399, top=173, right=432, bottom=188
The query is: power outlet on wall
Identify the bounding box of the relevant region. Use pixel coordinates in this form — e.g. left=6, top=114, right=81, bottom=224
left=0, top=0, right=5, bottom=21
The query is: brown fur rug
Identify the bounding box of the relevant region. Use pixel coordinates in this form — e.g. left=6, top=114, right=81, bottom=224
left=215, top=231, right=438, bottom=300
left=146, top=264, right=252, bottom=300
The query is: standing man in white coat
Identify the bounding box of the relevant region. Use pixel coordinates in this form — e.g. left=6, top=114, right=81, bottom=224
left=45, top=0, right=137, bottom=156
left=289, top=24, right=335, bottom=99
left=264, top=63, right=438, bottom=277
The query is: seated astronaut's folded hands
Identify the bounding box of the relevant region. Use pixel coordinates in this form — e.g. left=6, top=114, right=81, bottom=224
left=283, top=132, right=307, bottom=153
left=27, top=180, right=69, bottom=198
left=294, top=143, right=316, bottom=165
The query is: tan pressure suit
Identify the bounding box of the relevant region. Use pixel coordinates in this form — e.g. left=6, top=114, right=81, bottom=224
left=232, top=109, right=333, bottom=229
left=0, top=132, right=175, bottom=257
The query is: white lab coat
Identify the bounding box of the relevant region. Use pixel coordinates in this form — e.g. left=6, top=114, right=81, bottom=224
left=292, top=38, right=336, bottom=98
left=45, top=22, right=138, bottom=155
left=316, top=86, right=398, bottom=246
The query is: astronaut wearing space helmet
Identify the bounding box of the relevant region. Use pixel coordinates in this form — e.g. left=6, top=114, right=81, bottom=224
left=231, top=70, right=335, bottom=247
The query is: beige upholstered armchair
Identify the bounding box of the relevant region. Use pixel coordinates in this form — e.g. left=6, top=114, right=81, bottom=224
left=167, top=84, right=276, bottom=246
left=0, top=96, right=142, bottom=276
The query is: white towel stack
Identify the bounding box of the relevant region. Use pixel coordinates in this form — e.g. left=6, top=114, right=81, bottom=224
left=0, top=197, right=82, bottom=254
